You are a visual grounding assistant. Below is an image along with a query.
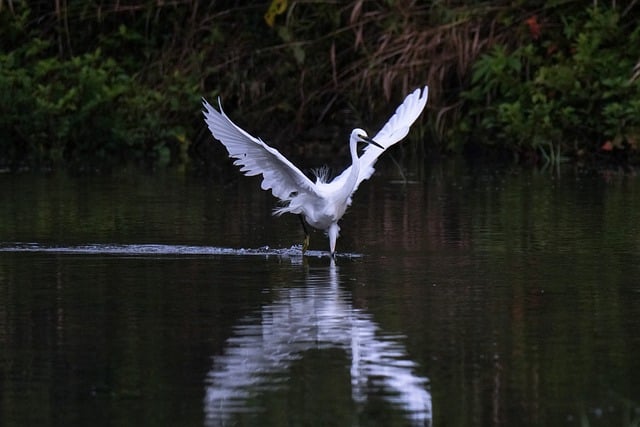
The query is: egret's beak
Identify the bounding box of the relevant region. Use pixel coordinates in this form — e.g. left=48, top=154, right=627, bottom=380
left=359, top=134, right=383, bottom=149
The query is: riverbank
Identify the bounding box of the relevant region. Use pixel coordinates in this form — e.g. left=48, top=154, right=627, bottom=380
left=1, top=2, right=639, bottom=172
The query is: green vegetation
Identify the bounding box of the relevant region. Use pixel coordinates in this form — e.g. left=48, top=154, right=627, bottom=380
left=0, top=1, right=639, bottom=172
left=456, top=5, right=640, bottom=166
left=0, top=5, right=198, bottom=171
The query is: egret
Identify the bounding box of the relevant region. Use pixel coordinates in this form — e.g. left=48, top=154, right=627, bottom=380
left=203, top=85, right=428, bottom=257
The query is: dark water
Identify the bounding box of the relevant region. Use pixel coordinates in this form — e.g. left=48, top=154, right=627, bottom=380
left=1, top=165, right=639, bottom=426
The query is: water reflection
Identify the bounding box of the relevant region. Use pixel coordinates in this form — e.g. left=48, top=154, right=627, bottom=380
left=203, top=260, right=432, bottom=425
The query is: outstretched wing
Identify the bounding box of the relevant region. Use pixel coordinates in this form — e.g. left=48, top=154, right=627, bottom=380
left=203, top=98, right=319, bottom=201
left=357, top=85, right=429, bottom=184
left=332, top=85, right=429, bottom=189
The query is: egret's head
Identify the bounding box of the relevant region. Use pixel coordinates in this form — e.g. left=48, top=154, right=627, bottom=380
left=351, top=128, right=383, bottom=149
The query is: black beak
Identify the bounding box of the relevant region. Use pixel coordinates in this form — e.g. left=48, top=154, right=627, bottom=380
left=360, top=135, right=384, bottom=149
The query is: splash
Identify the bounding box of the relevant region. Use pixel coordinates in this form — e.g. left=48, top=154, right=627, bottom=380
left=0, top=242, right=361, bottom=259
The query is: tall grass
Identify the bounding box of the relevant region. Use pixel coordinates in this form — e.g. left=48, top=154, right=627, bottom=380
left=2, top=1, right=638, bottom=171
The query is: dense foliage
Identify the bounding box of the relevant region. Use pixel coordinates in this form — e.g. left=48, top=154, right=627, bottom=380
left=0, top=1, right=639, bottom=172
left=456, top=5, right=640, bottom=166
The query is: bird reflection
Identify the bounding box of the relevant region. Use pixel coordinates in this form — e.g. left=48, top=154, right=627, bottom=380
left=203, top=260, right=432, bottom=426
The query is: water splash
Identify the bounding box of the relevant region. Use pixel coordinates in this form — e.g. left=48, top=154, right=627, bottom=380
left=0, top=242, right=361, bottom=259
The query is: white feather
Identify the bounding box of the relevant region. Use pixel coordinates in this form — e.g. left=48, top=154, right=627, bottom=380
left=202, top=85, right=429, bottom=255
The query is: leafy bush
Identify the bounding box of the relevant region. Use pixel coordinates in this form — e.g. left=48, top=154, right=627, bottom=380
left=456, top=6, right=640, bottom=164
left=0, top=6, right=198, bottom=171
left=2, top=1, right=640, bottom=171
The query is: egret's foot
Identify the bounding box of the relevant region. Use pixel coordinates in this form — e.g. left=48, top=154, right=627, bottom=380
left=302, top=235, right=310, bottom=254
left=299, top=215, right=310, bottom=255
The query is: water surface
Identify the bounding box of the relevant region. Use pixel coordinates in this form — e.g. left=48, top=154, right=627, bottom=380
left=1, top=165, right=639, bottom=426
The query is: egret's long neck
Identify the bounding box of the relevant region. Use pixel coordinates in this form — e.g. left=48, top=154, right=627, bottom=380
left=333, top=136, right=361, bottom=207
left=350, top=136, right=361, bottom=173
left=345, top=137, right=361, bottom=194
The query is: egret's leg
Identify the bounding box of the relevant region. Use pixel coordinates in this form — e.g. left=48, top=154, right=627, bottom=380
left=299, top=215, right=310, bottom=254
left=328, top=223, right=340, bottom=258
left=303, top=235, right=310, bottom=254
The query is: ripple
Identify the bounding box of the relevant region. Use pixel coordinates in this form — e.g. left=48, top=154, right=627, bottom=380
left=0, top=242, right=361, bottom=259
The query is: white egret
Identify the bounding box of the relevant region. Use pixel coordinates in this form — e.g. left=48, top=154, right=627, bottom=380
left=202, top=85, right=428, bottom=256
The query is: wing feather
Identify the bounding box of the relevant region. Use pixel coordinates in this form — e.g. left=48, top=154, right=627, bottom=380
left=332, top=85, right=429, bottom=189
left=357, top=86, right=429, bottom=183
left=203, top=98, right=319, bottom=201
